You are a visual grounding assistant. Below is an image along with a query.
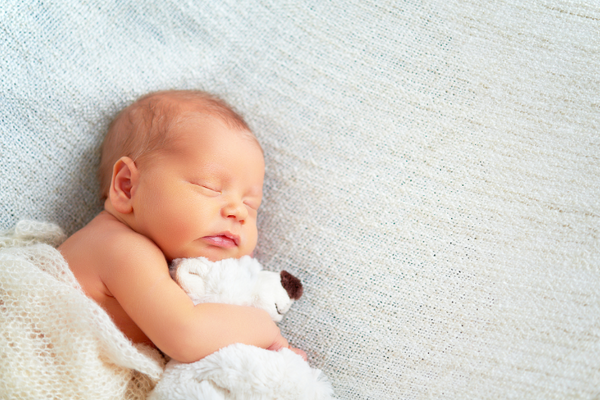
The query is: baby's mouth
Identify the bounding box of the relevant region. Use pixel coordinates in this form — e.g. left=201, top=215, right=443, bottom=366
left=202, top=233, right=239, bottom=248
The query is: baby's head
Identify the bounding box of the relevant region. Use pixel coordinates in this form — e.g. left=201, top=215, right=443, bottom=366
left=99, top=90, right=259, bottom=198
left=100, top=90, right=265, bottom=261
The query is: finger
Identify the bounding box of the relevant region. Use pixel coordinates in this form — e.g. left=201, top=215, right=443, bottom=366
left=267, top=334, right=289, bottom=351
left=290, top=347, right=308, bottom=361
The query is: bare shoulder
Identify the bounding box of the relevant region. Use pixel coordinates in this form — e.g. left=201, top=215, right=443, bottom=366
left=94, top=213, right=162, bottom=258
left=60, top=211, right=167, bottom=288
left=89, top=212, right=167, bottom=277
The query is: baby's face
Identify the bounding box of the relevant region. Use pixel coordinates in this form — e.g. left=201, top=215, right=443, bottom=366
left=131, top=116, right=264, bottom=262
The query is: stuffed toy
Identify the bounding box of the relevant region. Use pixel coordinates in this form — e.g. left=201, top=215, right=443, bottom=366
left=147, top=256, right=334, bottom=400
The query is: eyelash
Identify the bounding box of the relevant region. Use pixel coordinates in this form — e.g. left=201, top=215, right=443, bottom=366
left=192, top=181, right=259, bottom=209
left=244, top=201, right=258, bottom=211
left=202, top=185, right=221, bottom=193
left=192, top=182, right=221, bottom=194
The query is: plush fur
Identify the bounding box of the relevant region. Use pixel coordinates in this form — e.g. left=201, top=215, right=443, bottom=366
left=147, top=256, right=333, bottom=400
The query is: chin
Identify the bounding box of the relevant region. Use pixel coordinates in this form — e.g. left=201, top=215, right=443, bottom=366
left=202, top=249, right=242, bottom=262
left=182, top=245, right=251, bottom=262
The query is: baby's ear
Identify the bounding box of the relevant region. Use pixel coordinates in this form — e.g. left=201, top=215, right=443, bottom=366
left=108, top=157, right=139, bottom=214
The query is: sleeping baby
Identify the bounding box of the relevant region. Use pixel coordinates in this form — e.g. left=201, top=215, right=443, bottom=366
left=58, top=90, right=306, bottom=363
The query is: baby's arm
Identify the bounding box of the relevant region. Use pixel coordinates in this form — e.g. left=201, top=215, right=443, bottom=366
left=100, top=234, right=290, bottom=363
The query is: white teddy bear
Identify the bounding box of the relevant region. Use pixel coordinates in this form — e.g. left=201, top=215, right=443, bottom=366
left=147, top=256, right=333, bottom=400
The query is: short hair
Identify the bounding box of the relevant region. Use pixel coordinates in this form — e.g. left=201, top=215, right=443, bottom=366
left=98, top=90, right=255, bottom=199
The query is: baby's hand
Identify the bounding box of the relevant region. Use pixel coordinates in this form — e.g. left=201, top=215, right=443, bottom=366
left=267, top=333, right=307, bottom=361
left=289, top=346, right=308, bottom=361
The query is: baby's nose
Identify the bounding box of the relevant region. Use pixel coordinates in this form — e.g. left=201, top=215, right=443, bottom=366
left=222, top=201, right=248, bottom=222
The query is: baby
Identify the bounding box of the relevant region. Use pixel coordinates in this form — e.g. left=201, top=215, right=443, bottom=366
left=58, top=90, right=305, bottom=363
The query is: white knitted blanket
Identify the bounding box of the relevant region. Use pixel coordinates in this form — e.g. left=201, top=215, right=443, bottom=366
left=0, top=221, right=164, bottom=399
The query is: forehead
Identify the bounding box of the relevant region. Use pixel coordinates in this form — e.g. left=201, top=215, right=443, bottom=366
left=172, top=113, right=260, bottom=149
left=170, top=109, right=259, bottom=145
left=165, top=115, right=264, bottom=176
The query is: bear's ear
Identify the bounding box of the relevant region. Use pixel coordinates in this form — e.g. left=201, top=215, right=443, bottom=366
left=280, top=271, right=303, bottom=300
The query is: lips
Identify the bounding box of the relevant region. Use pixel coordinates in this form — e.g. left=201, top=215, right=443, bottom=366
left=202, top=232, right=240, bottom=248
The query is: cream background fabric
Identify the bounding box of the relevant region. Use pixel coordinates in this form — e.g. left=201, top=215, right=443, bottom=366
left=1, top=1, right=599, bottom=398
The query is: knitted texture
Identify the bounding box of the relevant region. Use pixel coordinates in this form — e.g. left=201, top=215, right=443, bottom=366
left=0, top=221, right=164, bottom=399
left=1, top=1, right=599, bottom=399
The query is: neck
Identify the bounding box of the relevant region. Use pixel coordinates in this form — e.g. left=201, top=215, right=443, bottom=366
left=103, top=198, right=135, bottom=231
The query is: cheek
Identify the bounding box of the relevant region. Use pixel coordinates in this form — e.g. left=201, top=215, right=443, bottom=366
left=168, top=198, right=213, bottom=233
left=146, top=192, right=203, bottom=233
left=243, top=224, right=259, bottom=253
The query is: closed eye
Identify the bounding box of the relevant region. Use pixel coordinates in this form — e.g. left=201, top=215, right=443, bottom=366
left=202, top=185, right=221, bottom=193
left=190, top=181, right=221, bottom=195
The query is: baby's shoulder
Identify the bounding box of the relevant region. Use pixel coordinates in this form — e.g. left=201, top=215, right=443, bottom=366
left=97, top=214, right=163, bottom=261
left=79, top=212, right=165, bottom=272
